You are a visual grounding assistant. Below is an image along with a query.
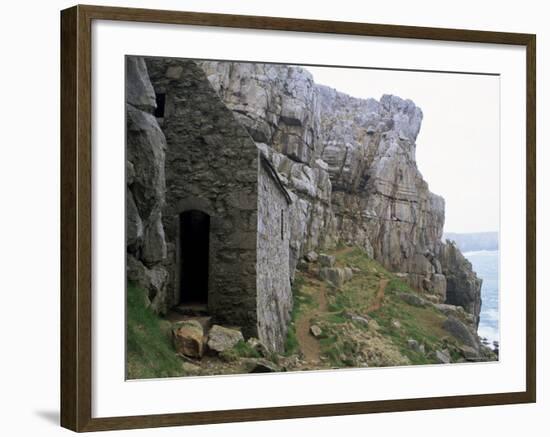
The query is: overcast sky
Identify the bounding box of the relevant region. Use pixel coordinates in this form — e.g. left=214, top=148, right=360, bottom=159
left=304, top=65, right=500, bottom=234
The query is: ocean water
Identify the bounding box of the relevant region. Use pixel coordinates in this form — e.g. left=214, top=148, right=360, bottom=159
left=463, top=250, right=500, bottom=346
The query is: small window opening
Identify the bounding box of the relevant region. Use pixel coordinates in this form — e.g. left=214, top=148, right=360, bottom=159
left=154, top=93, right=166, bottom=118
left=281, top=209, right=284, bottom=241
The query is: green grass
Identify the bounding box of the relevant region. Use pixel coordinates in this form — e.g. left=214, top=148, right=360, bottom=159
left=220, top=340, right=262, bottom=362
left=368, top=295, right=448, bottom=365
left=126, top=282, right=184, bottom=379
left=386, top=277, right=413, bottom=295
left=291, top=246, right=469, bottom=367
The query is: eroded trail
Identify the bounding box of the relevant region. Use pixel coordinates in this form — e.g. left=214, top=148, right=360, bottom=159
left=295, top=282, right=328, bottom=363
left=367, top=278, right=389, bottom=313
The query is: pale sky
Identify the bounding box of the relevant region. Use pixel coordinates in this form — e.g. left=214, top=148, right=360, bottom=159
left=304, top=65, right=500, bottom=234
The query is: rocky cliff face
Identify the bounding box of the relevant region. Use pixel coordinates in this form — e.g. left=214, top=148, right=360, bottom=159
left=198, top=61, right=455, bottom=303
left=125, top=57, right=170, bottom=314
left=438, top=241, right=483, bottom=327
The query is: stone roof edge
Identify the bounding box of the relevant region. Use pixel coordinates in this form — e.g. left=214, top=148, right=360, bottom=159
left=259, top=153, right=293, bottom=205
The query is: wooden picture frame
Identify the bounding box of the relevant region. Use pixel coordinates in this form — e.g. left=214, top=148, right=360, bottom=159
left=60, top=4, right=536, bottom=432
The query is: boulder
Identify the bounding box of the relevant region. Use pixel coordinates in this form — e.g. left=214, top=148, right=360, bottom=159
left=319, top=267, right=346, bottom=288
left=181, top=361, right=201, bottom=374
left=391, top=319, right=402, bottom=329
left=126, top=255, right=169, bottom=313
left=310, top=325, right=322, bottom=338
left=434, top=303, right=463, bottom=316
left=297, top=259, right=309, bottom=271
left=319, top=253, right=336, bottom=268
left=207, top=325, right=244, bottom=353
left=397, top=292, right=426, bottom=307
left=304, top=251, right=318, bottom=262
left=343, top=267, right=354, bottom=282
left=407, top=339, right=421, bottom=352
left=442, top=316, right=479, bottom=350
left=173, top=320, right=205, bottom=358
left=459, top=345, right=480, bottom=361
left=349, top=313, right=369, bottom=328
left=245, top=358, right=281, bottom=373
left=246, top=337, right=270, bottom=358
left=435, top=349, right=451, bottom=364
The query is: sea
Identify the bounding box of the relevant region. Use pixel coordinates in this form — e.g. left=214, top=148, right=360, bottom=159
left=463, top=250, right=500, bottom=347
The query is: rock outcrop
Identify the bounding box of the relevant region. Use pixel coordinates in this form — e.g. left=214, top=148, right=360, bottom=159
left=438, top=241, right=483, bottom=327
left=125, top=57, right=170, bottom=314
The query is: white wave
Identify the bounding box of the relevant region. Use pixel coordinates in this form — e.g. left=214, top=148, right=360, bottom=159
left=477, top=325, right=500, bottom=345
left=481, top=308, right=500, bottom=321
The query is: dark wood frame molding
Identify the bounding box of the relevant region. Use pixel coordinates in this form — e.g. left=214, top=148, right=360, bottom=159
left=60, top=4, right=536, bottom=432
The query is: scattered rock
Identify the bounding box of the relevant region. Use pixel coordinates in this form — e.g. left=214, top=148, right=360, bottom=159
left=435, top=349, right=451, bottom=364
left=319, top=267, right=346, bottom=288
left=318, top=253, right=336, bottom=268
left=407, top=339, right=421, bottom=352
left=297, top=259, right=309, bottom=271
left=442, top=316, right=479, bottom=350
left=434, top=303, right=465, bottom=317
left=459, top=345, right=480, bottom=361
left=347, top=313, right=369, bottom=328
left=397, top=292, right=426, bottom=307
left=172, top=320, right=205, bottom=358
left=343, top=267, right=354, bottom=281
left=181, top=361, right=201, bottom=374
left=245, top=358, right=281, bottom=373
left=310, top=325, right=322, bottom=338
left=304, top=251, right=318, bottom=262
left=423, top=294, right=441, bottom=304
left=391, top=319, right=402, bottom=329
left=207, top=325, right=244, bottom=353
left=246, top=337, right=270, bottom=357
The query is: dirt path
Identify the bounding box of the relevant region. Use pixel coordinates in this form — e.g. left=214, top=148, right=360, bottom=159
left=295, top=282, right=328, bottom=363
left=367, top=278, right=389, bottom=313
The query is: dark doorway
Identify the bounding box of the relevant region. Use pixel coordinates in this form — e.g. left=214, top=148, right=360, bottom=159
left=154, top=92, right=166, bottom=118
left=179, top=210, right=210, bottom=305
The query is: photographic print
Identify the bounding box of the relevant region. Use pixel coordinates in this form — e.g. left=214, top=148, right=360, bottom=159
left=125, top=55, right=500, bottom=379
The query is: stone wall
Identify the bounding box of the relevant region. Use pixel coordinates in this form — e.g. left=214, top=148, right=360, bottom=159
left=144, top=58, right=260, bottom=336
left=125, top=57, right=170, bottom=314
left=256, top=155, right=293, bottom=352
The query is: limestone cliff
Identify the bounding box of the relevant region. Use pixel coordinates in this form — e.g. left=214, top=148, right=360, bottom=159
left=198, top=61, right=480, bottom=318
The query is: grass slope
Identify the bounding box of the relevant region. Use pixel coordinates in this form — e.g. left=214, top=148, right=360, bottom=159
left=287, top=247, right=477, bottom=368
left=126, top=282, right=184, bottom=379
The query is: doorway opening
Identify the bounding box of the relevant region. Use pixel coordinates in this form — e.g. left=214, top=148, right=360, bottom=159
left=154, top=92, right=166, bottom=118
left=179, top=210, right=210, bottom=305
